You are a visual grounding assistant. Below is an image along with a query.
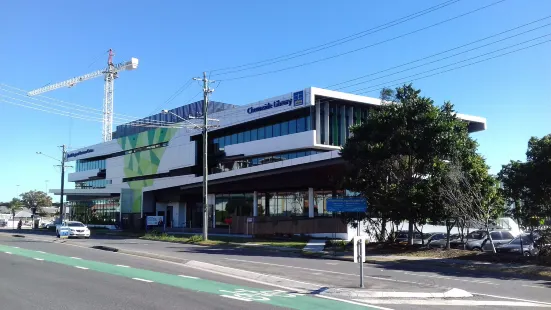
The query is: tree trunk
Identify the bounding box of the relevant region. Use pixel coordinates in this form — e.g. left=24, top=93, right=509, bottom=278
left=445, top=218, right=455, bottom=250
left=380, top=217, right=387, bottom=242
left=486, top=226, right=496, bottom=253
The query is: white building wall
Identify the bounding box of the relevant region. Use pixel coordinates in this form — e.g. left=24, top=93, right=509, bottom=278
left=68, top=169, right=100, bottom=182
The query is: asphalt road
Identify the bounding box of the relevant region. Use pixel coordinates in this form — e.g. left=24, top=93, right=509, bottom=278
left=2, top=231, right=551, bottom=309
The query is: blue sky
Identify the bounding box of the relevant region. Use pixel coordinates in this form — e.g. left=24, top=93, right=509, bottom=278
left=0, top=0, right=549, bottom=202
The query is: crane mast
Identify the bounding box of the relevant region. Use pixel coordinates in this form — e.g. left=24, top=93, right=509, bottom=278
left=28, top=48, right=139, bottom=142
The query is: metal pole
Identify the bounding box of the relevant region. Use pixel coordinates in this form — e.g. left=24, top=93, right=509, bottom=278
left=59, top=145, right=66, bottom=224
left=202, top=72, right=209, bottom=241
left=357, top=212, right=364, bottom=288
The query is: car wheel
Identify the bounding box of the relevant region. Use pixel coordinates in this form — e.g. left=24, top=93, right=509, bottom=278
left=523, top=251, right=531, bottom=257
left=472, top=247, right=483, bottom=252
left=56, top=233, right=59, bottom=238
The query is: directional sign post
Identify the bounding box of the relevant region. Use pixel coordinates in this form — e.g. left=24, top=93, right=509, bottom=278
left=326, top=198, right=367, bottom=288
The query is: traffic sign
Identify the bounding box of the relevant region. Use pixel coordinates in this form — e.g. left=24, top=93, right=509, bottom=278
left=326, top=198, right=367, bottom=212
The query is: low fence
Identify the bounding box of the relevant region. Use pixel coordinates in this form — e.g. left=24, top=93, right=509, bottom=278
left=229, top=216, right=347, bottom=236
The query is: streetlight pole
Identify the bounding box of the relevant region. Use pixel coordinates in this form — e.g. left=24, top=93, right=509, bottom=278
left=162, top=72, right=215, bottom=241
left=36, top=145, right=68, bottom=224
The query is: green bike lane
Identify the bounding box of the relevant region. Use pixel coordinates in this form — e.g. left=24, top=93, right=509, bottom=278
left=0, top=244, right=383, bottom=310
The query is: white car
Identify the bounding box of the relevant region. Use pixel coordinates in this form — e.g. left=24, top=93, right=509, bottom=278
left=56, top=221, right=90, bottom=238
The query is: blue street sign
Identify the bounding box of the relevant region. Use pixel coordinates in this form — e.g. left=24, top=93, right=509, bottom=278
left=326, top=198, right=367, bottom=213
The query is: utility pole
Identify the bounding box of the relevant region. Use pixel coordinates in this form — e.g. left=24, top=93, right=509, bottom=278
left=59, top=145, right=66, bottom=223
left=193, top=72, right=214, bottom=241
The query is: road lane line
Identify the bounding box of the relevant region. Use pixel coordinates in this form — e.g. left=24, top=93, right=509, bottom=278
left=33, top=258, right=44, bottom=261
left=70, top=257, right=81, bottom=259
left=522, top=285, right=547, bottom=289
left=37, top=251, right=46, bottom=254
left=221, top=295, right=251, bottom=302
left=353, top=299, right=549, bottom=307
left=4, top=252, right=12, bottom=254
left=116, top=264, right=130, bottom=268
left=178, top=275, right=199, bottom=279
left=474, top=293, right=551, bottom=306
left=132, top=278, right=153, bottom=283
left=224, top=258, right=425, bottom=286
left=75, top=266, right=88, bottom=270
left=318, top=295, right=394, bottom=310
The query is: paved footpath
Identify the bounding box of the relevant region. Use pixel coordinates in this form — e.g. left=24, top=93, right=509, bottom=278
left=2, top=231, right=551, bottom=309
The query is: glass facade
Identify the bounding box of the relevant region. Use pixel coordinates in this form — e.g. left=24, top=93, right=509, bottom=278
left=320, top=102, right=370, bottom=146
left=75, top=179, right=112, bottom=189
left=212, top=115, right=311, bottom=151
left=68, top=199, right=120, bottom=226
left=76, top=159, right=106, bottom=172
left=212, top=149, right=325, bottom=174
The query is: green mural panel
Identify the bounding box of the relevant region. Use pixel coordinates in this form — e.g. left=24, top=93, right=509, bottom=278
left=117, top=127, right=177, bottom=213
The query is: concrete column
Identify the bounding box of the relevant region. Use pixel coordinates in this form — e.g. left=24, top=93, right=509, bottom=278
left=324, top=101, right=330, bottom=145
left=315, top=100, right=321, bottom=144
left=348, top=106, right=354, bottom=138
left=253, top=191, right=258, bottom=217
left=308, top=188, right=315, bottom=218
left=340, top=105, right=346, bottom=145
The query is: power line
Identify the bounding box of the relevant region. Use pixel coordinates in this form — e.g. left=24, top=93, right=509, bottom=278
left=216, top=0, right=506, bottom=81
left=349, top=33, right=551, bottom=94
left=0, top=86, right=174, bottom=126
left=147, top=79, right=193, bottom=116
left=332, top=22, right=551, bottom=91
left=327, top=15, right=551, bottom=90
left=211, top=0, right=461, bottom=76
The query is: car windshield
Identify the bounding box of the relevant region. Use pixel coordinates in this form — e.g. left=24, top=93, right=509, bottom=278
left=67, top=222, right=85, bottom=227
left=466, top=231, right=485, bottom=240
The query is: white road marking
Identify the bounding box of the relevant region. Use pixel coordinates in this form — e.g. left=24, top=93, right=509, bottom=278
left=4, top=252, right=12, bottom=254
left=37, top=251, right=46, bottom=254
left=403, top=272, right=498, bottom=285
left=178, top=275, right=199, bottom=279
left=116, top=264, right=130, bottom=268
left=13, top=246, right=19, bottom=248
left=353, top=299, right=550, bottom=307
left=224, top=258, right=425, bottom=286
left=522, top=285, right=547, bottom=289
left=75, top=266, right=88, bottom=270
left=70, top=257, right=81, bottom=259
left=347, top=288, right=471, bottom=298
left=317, top=295, right=393, bottom=310
left=132, top=278, right=153, bottom=283
left=326, top=262, right=338, bottom=265
left=474, top=293, right=551, bottom=306
left=312, top=272, right=323, bottom=275
left=33, top=258, right=44, bottom=261
left=221, top=295, right=251, bottom=302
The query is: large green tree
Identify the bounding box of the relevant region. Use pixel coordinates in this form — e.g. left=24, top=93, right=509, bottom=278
left=19, top=190, right=52, bottom=217
left=499, top=134, right=551, bottom=230
left=341, top=84, right=480, bottom=245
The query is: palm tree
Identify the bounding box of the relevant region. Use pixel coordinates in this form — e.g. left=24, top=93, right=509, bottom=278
left=9, top=198, right=22, bottom=229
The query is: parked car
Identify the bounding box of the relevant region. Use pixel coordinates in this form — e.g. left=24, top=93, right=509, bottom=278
left=428, top=233, right=460, bottom=249
left=451, top=230, right=515, bottom=251
left=496, top=234, right=540, bottom=256
left=56, top=221, right=90, bottom=238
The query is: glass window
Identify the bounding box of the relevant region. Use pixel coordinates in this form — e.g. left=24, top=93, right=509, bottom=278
left=231, top=133, right=238, bottom=144
left=250, top=129, right=257, bottom=141
left=501, top=231, right=514, bottom=240
left=280, top=121, right=289, bottom=136
left=306, top=115, right=311, bottom=130
left=213, top=138, right=218, bottom=146
left=218, top=137, right=225, bottom=149
left=244, top=130, right=251, bottom=142
left=272, top=123, right=281, bottom=137
left=252, top=158, right=259, bottom=165
left=257, top=126, right=265, bottom=139
left=288, top=152, right=297, bottom=159
left=280, top=153, right=289, bottom=160
left=225, top=135, right=231, bottom=146
left=265, top=125, right=272, bottom=139
left=289, top=119, right=297, bottom=134
left=238, top=132, right=244, bottom=144
left=490, top=232, right=502, bottom=240
left=296, top=151, right=306, bottom=158
left=297, top=117, right=306, bottom=133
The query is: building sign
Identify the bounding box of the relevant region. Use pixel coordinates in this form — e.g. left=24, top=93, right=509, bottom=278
left=247, top=97, right=293, bottom=114
left=67, top=149, right=94, bottom=158
left=326, top=198, right=367, bottom=213
left=146, top=216, right=164, bottom=226
left=293, top=91, right=304, bottom=106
